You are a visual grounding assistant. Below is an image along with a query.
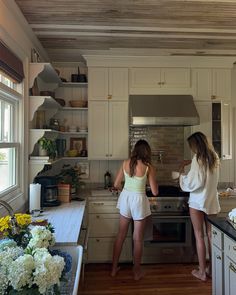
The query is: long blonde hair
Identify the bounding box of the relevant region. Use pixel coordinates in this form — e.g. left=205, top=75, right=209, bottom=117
left=187, top=132, right=218, bottom=173
left=130, top=140, right=152, bottom=177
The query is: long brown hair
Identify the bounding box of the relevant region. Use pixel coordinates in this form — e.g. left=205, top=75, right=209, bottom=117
left=130, top=139, right=152, bottom=177
left=187, top=132, right=219, bottom=173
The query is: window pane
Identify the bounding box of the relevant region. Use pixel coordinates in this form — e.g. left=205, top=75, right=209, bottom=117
left=0, top=99, right=13, bottom=142
left=0, top=71, right=17, bottom=90
left=0, top=147, right=16, bottom=193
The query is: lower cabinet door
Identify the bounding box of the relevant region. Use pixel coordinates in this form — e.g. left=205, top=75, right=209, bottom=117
left=212, top=245, right=224, bottom=295
left=225, top=256, right=236, bottom=295
left=88, top=237, right=132, bottom=262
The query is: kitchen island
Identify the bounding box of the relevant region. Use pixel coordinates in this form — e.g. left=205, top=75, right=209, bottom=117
left=39, top=200, right=87, bottom=295
left=208, top=216, right=236, bottom=295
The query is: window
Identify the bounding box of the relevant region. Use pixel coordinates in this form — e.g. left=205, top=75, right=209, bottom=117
left=0, top=73, right=21, bottom=197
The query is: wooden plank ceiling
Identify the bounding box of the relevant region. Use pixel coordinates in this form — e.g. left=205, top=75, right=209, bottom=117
left=15, top=0, right=236, bottom=61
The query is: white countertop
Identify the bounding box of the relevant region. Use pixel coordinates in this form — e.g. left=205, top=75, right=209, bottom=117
left=39, top=201, right=86, bottom=246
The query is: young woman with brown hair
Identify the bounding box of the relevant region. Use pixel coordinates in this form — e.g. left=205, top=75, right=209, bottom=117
left=111, top=139, right=158, bottom=280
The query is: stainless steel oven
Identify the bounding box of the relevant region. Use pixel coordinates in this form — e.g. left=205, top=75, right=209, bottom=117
left=142, top=185, right=196, bottom=264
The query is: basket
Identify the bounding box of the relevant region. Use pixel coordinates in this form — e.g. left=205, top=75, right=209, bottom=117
left=69, top=100, right=87, bottom=108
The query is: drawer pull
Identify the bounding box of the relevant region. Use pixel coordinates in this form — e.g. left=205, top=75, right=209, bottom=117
left=96, top=215, right=100, bottom=219
left=216, top=255, right=221, bottom=260
left=213, top=230, right=217, bottom=236
left=96, top=239, right=100, bottom=242
left=229, top=262, right=236, bottom=273
left=93, top=202, right=104, bottom=206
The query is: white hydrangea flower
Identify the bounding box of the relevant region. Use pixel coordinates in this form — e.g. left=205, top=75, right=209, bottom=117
left=33, top=248, right=65, bottom=294
left=27, top=226, right=55, bottom=249
left=0, top=246, right=23, bottom=294
left=8, top=254, right=35, bottom=290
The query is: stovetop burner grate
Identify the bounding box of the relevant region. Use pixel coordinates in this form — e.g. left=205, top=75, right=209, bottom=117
left=146, top=185, right=189, bottom=198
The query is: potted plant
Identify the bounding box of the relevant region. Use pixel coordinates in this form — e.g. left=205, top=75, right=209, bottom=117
left=38, top=137, right=57, bottom=159
left=57, top=164, right=85, bottom=195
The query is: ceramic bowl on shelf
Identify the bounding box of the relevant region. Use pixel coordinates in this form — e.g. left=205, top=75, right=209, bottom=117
left=67, top=149, right=78, bottom=157
left=69, top=100, right=87, bottom=108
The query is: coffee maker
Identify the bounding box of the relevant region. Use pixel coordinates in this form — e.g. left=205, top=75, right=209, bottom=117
left=34, top=175, right=61, bottom=207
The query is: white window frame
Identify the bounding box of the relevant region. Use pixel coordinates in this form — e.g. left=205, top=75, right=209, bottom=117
left=0, top=81, right=22, bottom=202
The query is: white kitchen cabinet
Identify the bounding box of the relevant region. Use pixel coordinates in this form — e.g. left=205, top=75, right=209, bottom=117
left=88, top=67, right=129, bottom=160
left=88, top=100, right=128, bottom=160
left=192, top=68, right=231, bottom=101
left=129, top=67, right=191, bottom=94
left=212, top=226, right=224, bottom=295
left=224, top=235, right=236, bottom=295
left=87, top=200, right=132, bottom=263
left=191, top=101, right=212, bottom=139
left=88, top=67, right=128, bottom=101
left=212, top=102, right=232, bottom=160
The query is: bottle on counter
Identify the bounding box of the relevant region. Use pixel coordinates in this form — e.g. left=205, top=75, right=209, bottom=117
left=104, top=171, right=112, bottom=189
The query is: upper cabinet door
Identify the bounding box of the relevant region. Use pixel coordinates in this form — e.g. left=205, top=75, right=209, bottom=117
left=129, top=68, right=161, bottom=89
left=161, top=68, right=190, bottom=88
left=192, top=68, right=212, bottom=101
left=212, top=69, right=231, bottom=100
left=192, top=68, right=231, bottom=101
left=129, top=67, right=191, bottom=94
left=191, top=101, right=212, bottom=140
left=108, top=68, right=128, bottom=101
left=221, top=102, right=232, bottom=160
left=88, top=67, right=128, bottom=101
left=88, top=67, right=108, bottom=100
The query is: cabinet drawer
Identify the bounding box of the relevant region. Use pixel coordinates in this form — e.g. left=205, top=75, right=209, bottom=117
left=212, top=226, right=223, bottom=250
left=224, top=235, right=236, bottom=262
left=89, top=213, right=132, bottom=237
left=88, top=237, right=132, bottom=262
left=89, top=201, right=118, bottom=213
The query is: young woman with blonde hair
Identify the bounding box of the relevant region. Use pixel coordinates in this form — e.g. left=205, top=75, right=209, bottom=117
left=179, top=132, right=220, bottom=281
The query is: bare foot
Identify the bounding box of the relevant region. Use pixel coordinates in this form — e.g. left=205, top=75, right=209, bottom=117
left=133, top=269, right=145, bottom=281
left=191, top=269, right=207, bottom=281
left=110, top=266, right=120, bottom=277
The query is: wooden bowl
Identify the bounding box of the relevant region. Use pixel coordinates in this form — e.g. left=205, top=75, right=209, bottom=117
left=69, top=100, right=87, bottom=108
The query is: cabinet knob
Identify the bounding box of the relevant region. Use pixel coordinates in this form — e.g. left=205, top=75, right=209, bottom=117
left=109, top=154, right=112, bottom=157
left=106, top=154, right=109, bottom=157
left=108, top=95, right=112, bottom=100
left=213, top=230, right=217, bottom=236
left=211, top=95, right=216, bottom=100
left=216, top=255, right=221, bottom=260
left=96, top=239, right=100, bottom=242
left=161, top=82, right=165, bottom=85
left=158, top=82, right=162, bottom=85
left=96, top=215, right=100, bottom=219
left=233, top=246, right=236, bottom=251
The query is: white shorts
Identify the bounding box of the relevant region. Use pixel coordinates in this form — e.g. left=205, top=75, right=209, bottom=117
left=117, top=189, right=151, bottom=221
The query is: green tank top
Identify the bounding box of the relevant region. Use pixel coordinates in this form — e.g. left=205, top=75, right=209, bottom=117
left=123, top=165, right=148, bottom=193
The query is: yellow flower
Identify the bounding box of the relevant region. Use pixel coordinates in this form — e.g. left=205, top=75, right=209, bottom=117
left=0, top=216, right=10, bottom=232
left=15, top=213, right=31, bottom=227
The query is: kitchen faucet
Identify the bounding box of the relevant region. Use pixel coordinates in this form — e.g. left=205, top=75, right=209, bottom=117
left=0, top=200, right=19, bottom=235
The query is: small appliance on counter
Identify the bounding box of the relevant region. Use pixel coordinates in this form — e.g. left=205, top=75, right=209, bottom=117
left=34, top=175, right=61, bottom=207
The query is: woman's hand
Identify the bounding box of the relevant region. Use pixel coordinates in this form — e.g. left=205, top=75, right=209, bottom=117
left=179, top=159, right=191, bottom=174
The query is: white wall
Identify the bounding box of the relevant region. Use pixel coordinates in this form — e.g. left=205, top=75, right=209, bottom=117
left=0, top=0, right=48, bottom=214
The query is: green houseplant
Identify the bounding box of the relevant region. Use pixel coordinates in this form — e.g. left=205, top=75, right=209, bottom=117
left=57, top=164, right=85, bottom=195
left=38, top=137, right=57, bottom=159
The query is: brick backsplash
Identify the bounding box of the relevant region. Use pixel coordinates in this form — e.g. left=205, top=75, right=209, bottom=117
left=130, top=126, right=185, bottom=184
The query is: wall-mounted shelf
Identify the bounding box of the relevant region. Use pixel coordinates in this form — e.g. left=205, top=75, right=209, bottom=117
left=29, top=96, right=61, bottom=121
left=29, top=63, right=61, bottom=89
left=61, top=82, right=88, bottom=87
left=29, top=129, right=59, bottom=155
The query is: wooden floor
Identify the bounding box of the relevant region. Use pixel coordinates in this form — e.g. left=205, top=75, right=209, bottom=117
left=78, top=263, right=212, bottom=295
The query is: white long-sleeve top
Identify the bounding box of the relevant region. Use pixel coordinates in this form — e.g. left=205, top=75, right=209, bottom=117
left=179, top=154, right=220, bottom=215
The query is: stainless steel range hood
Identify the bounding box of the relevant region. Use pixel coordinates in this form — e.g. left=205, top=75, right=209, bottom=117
left=130, top=95, right=200, bottom=126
